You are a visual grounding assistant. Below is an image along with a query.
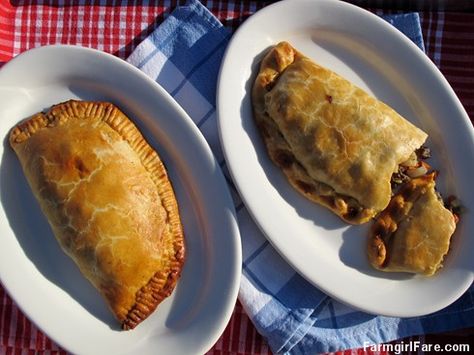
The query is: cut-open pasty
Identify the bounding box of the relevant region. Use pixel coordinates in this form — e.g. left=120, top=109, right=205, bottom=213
left=368, top=172, right=456, bottom=276
left=252, top=41, right=428, bottom=224
left=10, top=100, right=185, bottom=329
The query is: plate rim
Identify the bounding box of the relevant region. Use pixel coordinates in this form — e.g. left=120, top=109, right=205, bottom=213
left=0, top=44, right=242, bottom=354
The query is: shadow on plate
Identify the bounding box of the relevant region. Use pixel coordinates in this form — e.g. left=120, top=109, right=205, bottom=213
left=0, top=134, right=119, bottom=330
left=239, top=47, right=346, bottom=232
left=160, top=170, right=209, bottom=330
left=339, top=225, right=413, bottom=280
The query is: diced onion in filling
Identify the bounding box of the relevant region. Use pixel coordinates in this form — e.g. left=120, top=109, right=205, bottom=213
left=405, top=161, right=430, bottom=178
left=392, top=147, right=432, bottom=186
left=400, top=151, right=419, bottom=168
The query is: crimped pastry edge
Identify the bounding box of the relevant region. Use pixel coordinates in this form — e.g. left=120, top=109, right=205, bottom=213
left=10, top=100, right=186, bottom=330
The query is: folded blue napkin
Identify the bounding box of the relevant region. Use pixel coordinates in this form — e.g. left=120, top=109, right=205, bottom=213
left=127, top=1, right=474, bottom=353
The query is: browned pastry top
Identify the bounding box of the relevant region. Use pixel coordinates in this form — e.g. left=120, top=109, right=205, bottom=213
left=10, top=100, right=185, bottom=329
left=252, top=41, right=428, bottom=224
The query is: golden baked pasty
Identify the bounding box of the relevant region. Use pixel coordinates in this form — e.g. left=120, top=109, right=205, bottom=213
left=9, top=100, right=185, bottom=329
left=368, top=173, right=456, bottom=276
left=252, top=41, right=428, bottom=224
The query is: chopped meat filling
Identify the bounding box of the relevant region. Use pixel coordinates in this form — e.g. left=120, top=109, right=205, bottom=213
left=391, top=146, right=432, bottom=189
left=391, top=166, right=410, bottom=189
left=416, top=145, right=431, bottom=160
left=390, top=145, right=462, bottom=223
left=404, top=146, right=432, bottom=179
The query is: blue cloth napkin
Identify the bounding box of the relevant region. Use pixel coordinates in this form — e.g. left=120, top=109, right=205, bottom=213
left=127, top=1, right=474, bottom=353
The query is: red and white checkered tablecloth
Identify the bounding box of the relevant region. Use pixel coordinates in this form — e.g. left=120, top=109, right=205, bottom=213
left=0, top=1, right=473, bottom=354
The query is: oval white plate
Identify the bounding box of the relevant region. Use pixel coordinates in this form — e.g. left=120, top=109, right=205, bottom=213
left=0, top=45, right=241, bottom=354
left=217, top=0, right=473, bottom=317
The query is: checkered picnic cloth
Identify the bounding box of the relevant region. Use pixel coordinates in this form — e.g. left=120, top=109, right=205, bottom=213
left=1, top=1, right=474, bottom=354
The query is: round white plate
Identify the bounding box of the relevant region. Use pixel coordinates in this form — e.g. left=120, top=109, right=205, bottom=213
left=0, top=45, right=241, bottom=354
left=217, top=0, right=473, bottom=317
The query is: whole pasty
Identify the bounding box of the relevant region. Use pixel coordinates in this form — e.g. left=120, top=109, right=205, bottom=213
left=368, top=172, right=456, bottom=276
left=252, top=41, right=428, bottom=223
left=9, top=100, right=185, bottom=329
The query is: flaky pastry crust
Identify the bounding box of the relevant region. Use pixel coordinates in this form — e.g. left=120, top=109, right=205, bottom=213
left=10, top=100, right=185, bottom=329
left=368, top=173, right=456, bottom=276
left=252, top=42, right=428, bottom=224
